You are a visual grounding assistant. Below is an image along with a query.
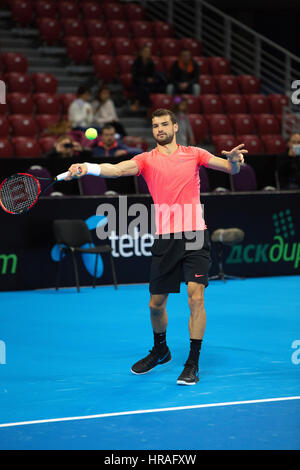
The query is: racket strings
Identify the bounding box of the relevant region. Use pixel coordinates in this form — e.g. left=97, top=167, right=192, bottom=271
left=0, top=174, right=40, bottom=214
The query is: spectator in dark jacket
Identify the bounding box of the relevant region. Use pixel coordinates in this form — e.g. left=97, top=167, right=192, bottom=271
left=167, top=49, right=200, bottom=96
left=93, top=124, right=142, bottom=157
left=131, top=45, right=166, bottom=113
left=277, top=133, right=300, bottom=189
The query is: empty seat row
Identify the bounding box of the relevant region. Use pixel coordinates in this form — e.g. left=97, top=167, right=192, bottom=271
left=149, top=93, right=289, bottom=115
left=36, top=18, right=175, bottom=43
left=9, top=1, right=146, bottom=26
left=185, top=113, right=284, bottom=142
left=0, top=93, right=75, bottom=115
left=212, top=134, right=287, bottom=155
left=0, top=72, right=58, bottom=94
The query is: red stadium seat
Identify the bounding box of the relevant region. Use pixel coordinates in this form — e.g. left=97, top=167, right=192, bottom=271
left=80, top=1, right=103, bottom=19
left=152, top=21, right=174, bottom=38
left=0, top=138, right=13, bottom=158
left=199, top=75, right=217, bottom=94
left=112, top=37, right=136, bottom=56
left=0, top=116, right=10, bottom=136
left=102, top=2, right=124, bottom=20
left=206, top=114, right=233, bottom=136
left=215, top=75, right=240, bottom=94
left=12, top=137, right=41, bottom=158
left=229, top=114, right=257, bottom=135
left=134, top=38, right=158, bottom=55
left=39, top=136, right=57, bottom=152
left=194, top=57, right=210, bottom=75
left=124, top=2, right=146, bottom=21
left=92, top=55, right=117, bottom=82
left=11, top=0, right=34, bottom=26
left=31, top=73, right=58, bottom=94
left=208, top=57, right=230, bottom=75
left=36, top=114, right=61, bottom=134
left=130, top=21, right=153, bottom=38
left=9, top=115, right=38, bottom=136
left=37, top=18, right=62, bottom=45
left=268, top=94, right=289, bottom=114
left=57, top=1, right=80, bottom=18
left=212, top=135, right=238, bottom=154
left=181, top=95, right=200, bottom=114
left=152, top=56, right=164, bottom=74
left=200, top=94, right=224, bottom=114
left=61, top=18, right=85, bottom=37
left=7, top=93, right=34, bottom=114
left=254, top=114, right=280, bottom=136
left=88, top=37, right=112, bottom=55
left=5, top=73, right=32, bottom=93
left=237, top=75, right=260, bottom=94
left=245, top=94, right=271, bottom=114
left=178, top=38, right=202, bottom=56
left=0, top=102, right=9, bottom=115
left=1, top=53, right=28, bottom=73
left=221, top=94, right=248, bottom=114
left=116, top=55, right=135, bottom=74
left=107, top=20, right=131, bottom=38
left=188, top=114, right=208, bottom=143
left=120, top=73, right=133, bottom=98
left=59, top=93, right=76, bottom=114
left=35, top=1, right=57, bottom=18
left=261, top=135, right=287, bottom=154
left=159, top=38, right=180, bottom=57
left=33, top=93, right=61, bottom=115
left=161, top=56, right=177, bottom=76
left=236, top=135, right=265, bottom=154
left=65, top=37, right=89, bottom=64
left=150, top=93, right=173, bottom=111
left=83, top=19, right=107, bottom=37
left=123, top=136, right=148, bottom=152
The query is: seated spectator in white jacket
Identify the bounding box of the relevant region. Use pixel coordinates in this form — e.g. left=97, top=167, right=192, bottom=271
left=91, top=86, right=126, bottom=138
left=68, top=86, right=93, bottom=130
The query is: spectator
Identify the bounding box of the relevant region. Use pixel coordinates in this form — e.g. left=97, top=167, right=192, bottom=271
left=93, top=124, right=142, bottom=157
left=43, top=134, right=92, bottom=159
left=68, top=86, right=93, bottom=130
left=91, top=86, right=126, bottom=138
left=277, top=132, right=300, bottom=189
left=172, top=96, right=195, bottom=146
left=167, top=49, right=200, bottom=96
left=46, top=119, right=101, bottom=149
left=131, top=45, right=166, bottom=113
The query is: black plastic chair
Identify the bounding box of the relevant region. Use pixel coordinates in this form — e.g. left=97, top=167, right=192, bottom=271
left=53, top=219, right=118, bottom=292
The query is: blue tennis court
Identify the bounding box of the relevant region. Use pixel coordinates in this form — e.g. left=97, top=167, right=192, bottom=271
left=0, top=276, right=299, bottom=450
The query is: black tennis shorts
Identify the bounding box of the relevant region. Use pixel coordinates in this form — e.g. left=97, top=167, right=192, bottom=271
left=149, top=229, right=211, bottom=294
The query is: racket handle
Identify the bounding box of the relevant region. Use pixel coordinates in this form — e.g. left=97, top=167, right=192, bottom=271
left=55, top=171, right=70, bottom=181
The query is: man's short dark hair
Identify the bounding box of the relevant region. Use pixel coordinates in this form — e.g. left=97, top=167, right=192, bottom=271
left=152, top=108, right=177, bottom=124
left=101, top=123, right=116, bottom=134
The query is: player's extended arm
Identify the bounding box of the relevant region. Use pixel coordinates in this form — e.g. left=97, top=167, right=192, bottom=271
left=206, top=144, right=248, bottom=175
left=65, top=160, right=139, bottom=180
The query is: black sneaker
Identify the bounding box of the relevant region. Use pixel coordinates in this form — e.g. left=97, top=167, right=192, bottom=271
left=131, top=347, right=171, bottom=375
left=177, top=361, right=199, bottom=385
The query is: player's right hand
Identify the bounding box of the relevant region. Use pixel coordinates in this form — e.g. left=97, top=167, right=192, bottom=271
left=65, top=163, right=88, bottom=180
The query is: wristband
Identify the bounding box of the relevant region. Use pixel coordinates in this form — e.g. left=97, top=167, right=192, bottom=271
left=84, top=162, right=101, bottom=176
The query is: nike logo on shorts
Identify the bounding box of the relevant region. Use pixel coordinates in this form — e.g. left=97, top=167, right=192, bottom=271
left=195, top=274, right=204, bottom=277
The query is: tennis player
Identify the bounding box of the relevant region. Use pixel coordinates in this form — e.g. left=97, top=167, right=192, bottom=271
left=66, top=108, right=247, bottom=385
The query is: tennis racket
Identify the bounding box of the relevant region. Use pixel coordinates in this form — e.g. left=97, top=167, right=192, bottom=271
left=0, top=171, right=72, bottom=215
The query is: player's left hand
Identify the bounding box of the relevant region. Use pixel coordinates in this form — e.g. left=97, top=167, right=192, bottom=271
left=221, top=143, right=248, bottom=165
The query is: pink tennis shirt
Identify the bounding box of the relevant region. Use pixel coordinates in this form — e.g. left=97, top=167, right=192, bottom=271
left=132, top=145, right=214, bottom=235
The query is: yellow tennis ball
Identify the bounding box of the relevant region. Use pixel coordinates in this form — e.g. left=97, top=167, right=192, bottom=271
left=85, top=128, right=98, bottom=140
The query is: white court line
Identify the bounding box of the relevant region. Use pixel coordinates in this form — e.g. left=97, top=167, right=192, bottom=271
left=0, top=396, right=299, bottom=429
